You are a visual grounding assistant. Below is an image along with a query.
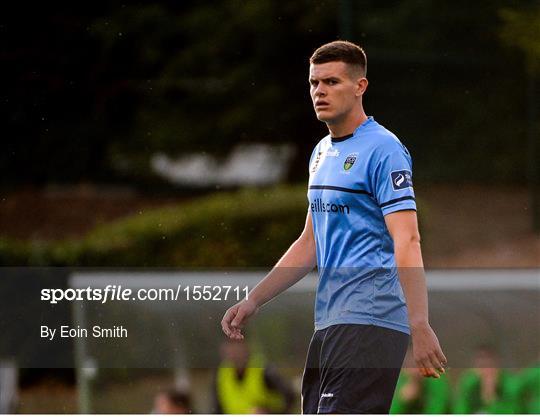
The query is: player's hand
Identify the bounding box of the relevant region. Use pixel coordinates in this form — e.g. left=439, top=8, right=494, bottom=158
left=411, top=322, right=447, bottom=378
left=221, top=299, right=258, bottom=340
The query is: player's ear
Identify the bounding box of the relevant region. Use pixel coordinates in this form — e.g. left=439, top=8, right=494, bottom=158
left=355, top=77, right=368, bottom=97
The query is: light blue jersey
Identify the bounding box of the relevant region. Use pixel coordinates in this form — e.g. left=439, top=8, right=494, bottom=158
left=308, top=116, right=416, bottom=334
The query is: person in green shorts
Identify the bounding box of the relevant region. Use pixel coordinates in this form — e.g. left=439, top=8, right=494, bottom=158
left=515, top=359, right=540, bottom=414
left=454, top=345, right=520, bottom=414
left=391, top=349, right=451, bottom=414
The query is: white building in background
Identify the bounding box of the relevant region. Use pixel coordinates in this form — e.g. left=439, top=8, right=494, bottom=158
left=151, top=143, right=295, bottom=187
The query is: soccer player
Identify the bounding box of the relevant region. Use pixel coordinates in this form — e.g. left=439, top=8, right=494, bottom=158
left=221, top=40, right=446, bottom=414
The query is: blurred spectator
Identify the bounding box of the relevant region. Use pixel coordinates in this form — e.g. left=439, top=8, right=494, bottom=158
left=515, top=357, right=540, bottom=414
left=152, top=389, right=192, bottom=414
left=454, top=345, right=520, bottom=413
left=212, top=337, right=294, bottom=414
left=390, top=348, right=451, bottom=414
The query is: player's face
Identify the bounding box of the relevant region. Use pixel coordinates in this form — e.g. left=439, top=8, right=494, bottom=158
left=309, top=61, right=364, bottom=125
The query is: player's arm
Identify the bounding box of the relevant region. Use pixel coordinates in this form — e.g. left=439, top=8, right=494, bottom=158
left=384, top=210, right=447, bottom=378
left=221, top=211, right=317, bottom=339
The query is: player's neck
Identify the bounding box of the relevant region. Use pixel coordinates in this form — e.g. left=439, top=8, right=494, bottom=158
left=327, top=110, right=368, bottom=138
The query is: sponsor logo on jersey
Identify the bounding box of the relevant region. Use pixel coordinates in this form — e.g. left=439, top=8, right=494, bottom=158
left=326, top=148, right=339, bottom=157
left=310, top=198, right=350, bottom=214
left=321, top=393, right=334, bottom=398
left=391, top=170, right=413, bottom=190
left=343, top=154, right=357, bottom=171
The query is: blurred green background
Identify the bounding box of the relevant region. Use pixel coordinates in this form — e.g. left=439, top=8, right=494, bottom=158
left=2, top=0, right=539, bottom=266
left=3, top=0, right=539, bottom=186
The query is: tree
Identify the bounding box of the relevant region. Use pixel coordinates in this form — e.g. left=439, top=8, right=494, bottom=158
left=500, top=4, right=540, bottom=232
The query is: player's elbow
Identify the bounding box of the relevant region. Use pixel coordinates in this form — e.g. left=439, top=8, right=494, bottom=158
left=410, top=232, right=421, bottom=245
left=297, top=233, right=315, bottom=254
left=394, top=231, right=421, bottom=247
left=296, top=232, right=317, bottom=265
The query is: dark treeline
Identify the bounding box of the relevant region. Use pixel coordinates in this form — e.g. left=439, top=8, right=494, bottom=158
left=3, top=0, right=538, bottom=187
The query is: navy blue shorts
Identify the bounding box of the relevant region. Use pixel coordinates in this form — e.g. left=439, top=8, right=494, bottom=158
left=301, top=324, right=409, bottom=414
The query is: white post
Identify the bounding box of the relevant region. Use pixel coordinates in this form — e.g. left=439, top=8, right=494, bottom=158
left=0, top=359, right=18, bottom=414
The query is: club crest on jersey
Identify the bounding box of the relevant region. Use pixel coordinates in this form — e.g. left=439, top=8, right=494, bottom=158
left=343, top=154, right=357, bottom=171
left=391, top=170, right=413, bottom=190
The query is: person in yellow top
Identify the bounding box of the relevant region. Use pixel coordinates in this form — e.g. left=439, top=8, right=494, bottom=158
left=212, top=338, right=294, bottom=414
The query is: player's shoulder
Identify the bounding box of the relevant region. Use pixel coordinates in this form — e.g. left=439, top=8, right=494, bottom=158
left=313, top=133, right=332, bottom=150
left=308, top=134, right=331, bottom=169
left=365, top=119, right=411, bottom=158
left=310, top=133, right=332, bottom=158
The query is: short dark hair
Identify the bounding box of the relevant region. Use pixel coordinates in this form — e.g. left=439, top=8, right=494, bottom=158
left=310, top=40, right=367, bottom=76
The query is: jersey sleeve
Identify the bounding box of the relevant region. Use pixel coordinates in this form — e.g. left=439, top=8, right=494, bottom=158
left=372, top=146, right=416, bottom=216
